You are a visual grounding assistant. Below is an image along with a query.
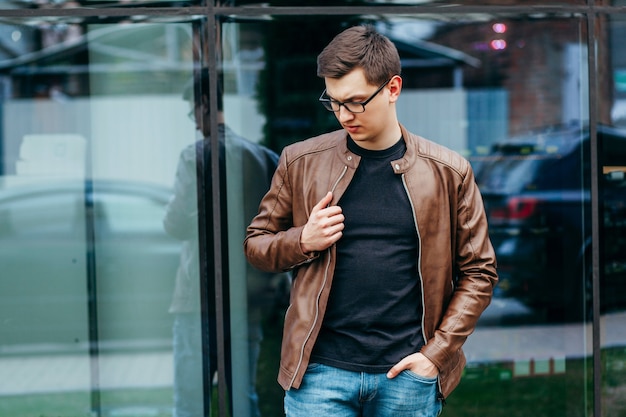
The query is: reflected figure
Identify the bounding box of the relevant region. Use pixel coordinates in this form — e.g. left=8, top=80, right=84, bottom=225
left=163, top=69, right=280, bottom=417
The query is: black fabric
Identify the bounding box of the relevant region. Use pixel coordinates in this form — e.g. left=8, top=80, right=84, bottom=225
left=311, top=136, right=424, bottom=373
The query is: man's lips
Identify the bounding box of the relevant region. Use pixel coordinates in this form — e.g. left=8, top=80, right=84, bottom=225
left=344, top=125, right=359, bottom=133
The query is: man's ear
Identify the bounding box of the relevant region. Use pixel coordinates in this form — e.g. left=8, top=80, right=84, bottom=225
left=388, top=75, right=402, bottom=103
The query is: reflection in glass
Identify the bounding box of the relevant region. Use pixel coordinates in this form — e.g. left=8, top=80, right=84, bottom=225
left=0, top=0, right=199, bottom=11
left=228, top=0, right=585, bottom=6
left=0, top=0, right=592, bottom=9
left=601, top=14, right=626, bottom=417
left=0, top=3, right=622, bottom=417
left=225, top=14, right=594, bottom=416
left=0, top=18, right=196, bottom=417
left=222, top=22, right=292, bottom=417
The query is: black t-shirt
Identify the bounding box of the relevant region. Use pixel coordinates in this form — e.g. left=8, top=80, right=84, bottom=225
left=310, top=136, right=425, bottom=373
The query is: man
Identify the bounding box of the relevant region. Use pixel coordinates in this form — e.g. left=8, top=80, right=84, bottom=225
left=244, top=25, right=497, bottom=417
left=164, top=70, right=279, bottom=417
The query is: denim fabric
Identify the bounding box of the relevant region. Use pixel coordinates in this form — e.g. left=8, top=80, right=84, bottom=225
left=172, top=313, right=205, bottom=417
left=284, top=363, right=442, bottom=417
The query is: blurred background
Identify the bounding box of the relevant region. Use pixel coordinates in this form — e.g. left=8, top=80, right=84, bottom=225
left=0, top=1, right=625, bottom=416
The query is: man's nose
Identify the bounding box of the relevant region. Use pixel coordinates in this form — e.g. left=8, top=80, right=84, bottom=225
left=337, top=105, right=355, bottom=122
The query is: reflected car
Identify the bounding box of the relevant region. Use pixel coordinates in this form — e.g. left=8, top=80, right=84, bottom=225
left=0, top=178, right=181, bottom=351
left=473, top=124, right=626, bottom=321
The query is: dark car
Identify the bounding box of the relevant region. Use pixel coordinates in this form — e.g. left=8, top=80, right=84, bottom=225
left=473, top=124, right=626, bottom=321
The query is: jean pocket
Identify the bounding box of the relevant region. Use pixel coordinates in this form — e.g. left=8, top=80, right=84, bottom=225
left=401, top=369, right=438, bottom=384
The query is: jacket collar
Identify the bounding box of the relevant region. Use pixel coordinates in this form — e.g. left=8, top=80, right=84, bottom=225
left=335, top=130, right=361, bottom=170
left=334, top=124, right=417, bottom=173
left=391, top=124, right=417, bottom=174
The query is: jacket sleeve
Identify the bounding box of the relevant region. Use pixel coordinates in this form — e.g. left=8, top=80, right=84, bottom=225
left=421, top=163, right=498, bottom=371
left=244, top=149, right=318, bottom=273
left=163, top=145, right=198, bottom=241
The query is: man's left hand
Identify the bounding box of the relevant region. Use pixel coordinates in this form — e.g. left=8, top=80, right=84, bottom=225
left=386, top=352, right=439, bottom=379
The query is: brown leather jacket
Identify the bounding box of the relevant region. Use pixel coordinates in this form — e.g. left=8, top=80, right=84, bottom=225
left=244, top=124, right=498, bottom=399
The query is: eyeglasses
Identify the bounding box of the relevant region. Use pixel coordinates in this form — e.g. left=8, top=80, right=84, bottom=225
left=318, top=78, right=391, bottom=114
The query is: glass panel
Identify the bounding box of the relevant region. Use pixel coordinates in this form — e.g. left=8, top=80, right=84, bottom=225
left=601, top=13, right=626, bottom=417
left=223, top=13, right=593, bottom=416
left=0, top=17, right=199, bottom=417
left=217, top=20, right=283, bottom=417
left=0, top=0, right=596, bottom=11
left=0, top=0, right=591, bottom=6
left=230, top=0, right=585, bottom=7
left=0, top=0, right=199, bottom=10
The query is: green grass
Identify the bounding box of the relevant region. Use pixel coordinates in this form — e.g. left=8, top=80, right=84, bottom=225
left=0, top=388, right=173, bottom=417
left=444, top=361, right=591, bottom=417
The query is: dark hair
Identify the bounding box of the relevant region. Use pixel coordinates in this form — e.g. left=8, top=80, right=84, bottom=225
left=317, top=25, right=401, bottom=85
left=182, top=68, right=224, bottom=111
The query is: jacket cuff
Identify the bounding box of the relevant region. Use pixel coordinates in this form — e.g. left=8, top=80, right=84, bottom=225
left=420, top=340, right=448, bottom=372
left=286, top=227, right=320, bottom=269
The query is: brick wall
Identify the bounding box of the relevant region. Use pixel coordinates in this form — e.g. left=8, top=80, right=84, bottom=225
left=430, top=16, right=613, bottom=134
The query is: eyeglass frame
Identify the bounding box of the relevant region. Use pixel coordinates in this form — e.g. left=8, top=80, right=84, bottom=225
left=318, top=77, right=392, bottom=114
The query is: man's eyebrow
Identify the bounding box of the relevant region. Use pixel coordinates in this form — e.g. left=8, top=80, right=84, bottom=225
left=325, top=90, right=366, bottom=102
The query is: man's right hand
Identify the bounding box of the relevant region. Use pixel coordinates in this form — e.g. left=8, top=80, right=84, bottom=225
left=300, top=191, right=344, bottom=254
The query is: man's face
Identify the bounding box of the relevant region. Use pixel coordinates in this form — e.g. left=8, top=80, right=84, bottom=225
left=324, top=67, right=400, bottom=150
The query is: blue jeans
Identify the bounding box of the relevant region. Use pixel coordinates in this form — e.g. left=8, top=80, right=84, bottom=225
left=172, top=313, right=205, bottom=417
left=284, top=363, right=442, bottom=417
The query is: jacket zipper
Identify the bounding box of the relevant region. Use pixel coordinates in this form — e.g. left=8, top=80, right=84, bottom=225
left=401, top=173, right=445, bottom=401
left=288, top=165, right=348, bottom=388
left=401, top=173, right=427, bottom=344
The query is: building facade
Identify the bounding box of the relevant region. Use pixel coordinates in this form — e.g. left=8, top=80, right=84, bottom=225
left=0, top=1, right=625, bottom=416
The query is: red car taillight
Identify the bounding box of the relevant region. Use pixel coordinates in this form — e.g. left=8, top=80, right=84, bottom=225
left=490, top=197, right=539, bottom=221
